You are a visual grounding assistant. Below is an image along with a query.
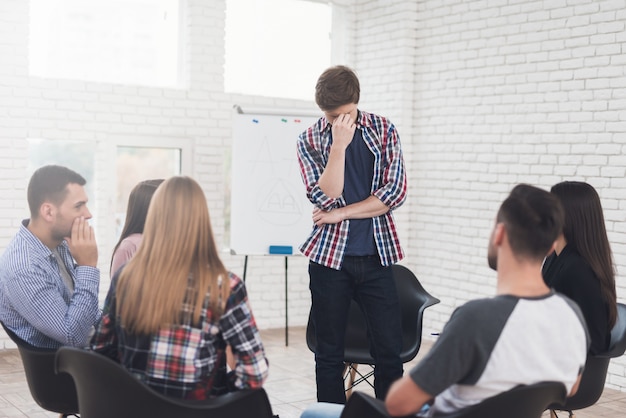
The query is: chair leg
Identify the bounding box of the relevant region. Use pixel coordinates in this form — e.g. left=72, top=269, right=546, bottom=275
left=342, top=363, right=351, bottom=397
left=343, top=363, right=357, bottom=399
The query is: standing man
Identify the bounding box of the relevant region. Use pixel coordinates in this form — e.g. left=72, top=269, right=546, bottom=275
left=0, top=165, right=101, bottom=348
left=297, top=65, right=407, bottom=404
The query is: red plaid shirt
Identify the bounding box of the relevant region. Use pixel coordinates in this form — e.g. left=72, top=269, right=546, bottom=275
left=91, top=272, right=268, bottom=399
left=297, top=110, right=407, bottom=269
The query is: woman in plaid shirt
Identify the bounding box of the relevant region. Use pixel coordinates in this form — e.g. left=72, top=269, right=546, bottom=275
left=92, top=176, right=268, bottom=399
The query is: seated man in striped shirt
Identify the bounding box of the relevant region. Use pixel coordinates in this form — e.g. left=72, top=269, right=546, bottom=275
left=0, top=165, right=100, bottom=348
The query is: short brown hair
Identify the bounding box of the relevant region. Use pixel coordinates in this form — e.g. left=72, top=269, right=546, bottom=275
left=315, top=65, right=360, bottom=111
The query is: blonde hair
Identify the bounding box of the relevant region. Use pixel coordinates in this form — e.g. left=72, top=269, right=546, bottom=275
left=116, top=176, right=229, bottom=334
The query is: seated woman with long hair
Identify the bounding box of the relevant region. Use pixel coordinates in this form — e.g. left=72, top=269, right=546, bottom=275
left=92, top=176, right=269, bottom=398
left=542, top=181, right=617, bottom=354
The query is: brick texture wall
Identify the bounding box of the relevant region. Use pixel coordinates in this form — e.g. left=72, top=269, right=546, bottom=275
left=406, top=0, right=626, bottom=389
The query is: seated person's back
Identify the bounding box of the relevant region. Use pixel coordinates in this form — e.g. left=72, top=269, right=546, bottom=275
left=411, top=291, right=586, bottom=415
left=92, top=176, right=268, bottom=399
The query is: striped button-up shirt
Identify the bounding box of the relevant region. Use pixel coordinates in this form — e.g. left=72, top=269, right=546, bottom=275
left=92, top=271, right=269, bottom=399
left=297, top=110, right=407, bottom=270
left=0, top=220, right=101, bottom=348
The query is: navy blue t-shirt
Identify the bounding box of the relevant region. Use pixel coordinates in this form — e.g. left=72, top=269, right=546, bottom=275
left=342, top=127, right=376, bottom=256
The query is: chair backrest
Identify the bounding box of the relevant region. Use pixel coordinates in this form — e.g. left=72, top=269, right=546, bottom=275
left=549, top=354, right=610, bottom=411
left=550, top=302, right=626, bottom=412
left=306, top=264, right=440, bottom=365
left=389, top=264, right=441, bottom=362
left=606, top=302, right=626, bottom=358
left=55, top=346, right=274, bottom=418
left=0, top=321, right=79, bottom=415
left=439, top=381, right=567, bottom=418
left=339, top=391, right=394, bottom=418
left=340, top=382, right=566, bottom=418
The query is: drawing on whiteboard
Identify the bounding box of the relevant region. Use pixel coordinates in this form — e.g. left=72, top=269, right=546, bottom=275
left=257, top=179, right=304, bottom=225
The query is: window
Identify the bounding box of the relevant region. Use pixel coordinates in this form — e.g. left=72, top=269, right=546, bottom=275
left=114, top=145, right=182, bottom=237
left=225, top=0, right=332, bottom=100
left=27, top=138, right=191, bottom=272
left=29, top=0, right=181, bottom=88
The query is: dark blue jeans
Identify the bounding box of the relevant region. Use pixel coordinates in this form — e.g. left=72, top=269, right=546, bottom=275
left=309, top=256, right=403, bottom=404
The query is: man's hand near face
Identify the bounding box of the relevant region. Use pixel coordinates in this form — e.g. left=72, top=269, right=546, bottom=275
left=330, top=113, right=357, bottom=151
left=65, top=216, right=98, bottom=267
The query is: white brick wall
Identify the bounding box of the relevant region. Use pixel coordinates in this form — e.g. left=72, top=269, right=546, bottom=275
left=1, top=0, right=626, bottom=392
left=398, top=0, right=625, bottom=390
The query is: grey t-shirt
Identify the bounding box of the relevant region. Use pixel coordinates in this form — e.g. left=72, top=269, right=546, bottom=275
left=411, top=292, right=589, bottom=416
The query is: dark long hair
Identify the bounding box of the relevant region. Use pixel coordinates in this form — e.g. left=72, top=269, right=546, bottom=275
left=551, top=181, right=617, bottom=327
left=110, top=179, right=164, bottom=271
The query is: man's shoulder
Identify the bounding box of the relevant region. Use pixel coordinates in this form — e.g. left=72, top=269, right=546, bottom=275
left=456, top=296, right=518, bottom=317
left=360, top=110, right=391, bottom=128
left=300, top=117, right=325, bottom=140
left=547, top=291, right=588, bottom=323
left=442, top=296, right=518, bottom=335
left=1, top=233, right=29, bottom=266
left=1, top=229, right=48, bottom=276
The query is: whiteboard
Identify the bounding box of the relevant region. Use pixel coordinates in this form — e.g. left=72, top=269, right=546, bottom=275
left=230, top=110, right=319, bottom=255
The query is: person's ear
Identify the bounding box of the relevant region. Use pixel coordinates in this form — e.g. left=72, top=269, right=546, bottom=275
left=39, top=202, right=55, bottom=222
left=493, top=223, right=505, bottom=246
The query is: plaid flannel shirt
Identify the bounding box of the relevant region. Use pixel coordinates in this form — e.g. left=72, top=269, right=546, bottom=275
left=91, top=271, right=268, bottom=399
left=297, top=110, right=407, bottom=270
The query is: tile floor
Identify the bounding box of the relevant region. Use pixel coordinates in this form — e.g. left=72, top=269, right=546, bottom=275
left=0, top=326, right=624, bottom=417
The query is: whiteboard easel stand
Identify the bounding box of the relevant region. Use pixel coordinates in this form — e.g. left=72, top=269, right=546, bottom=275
left=242, top=255, right=290, bottom=347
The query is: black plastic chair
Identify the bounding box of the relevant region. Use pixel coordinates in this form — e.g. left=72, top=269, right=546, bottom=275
left=55, top=346, right=274, bottom=418
left=549, top=302, right=626, bottom=418
left=340, top=381, right=566, bottom=418
left=306, top=264, right=440, bottom=396
left=1, top=321, right=79, bottom=417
